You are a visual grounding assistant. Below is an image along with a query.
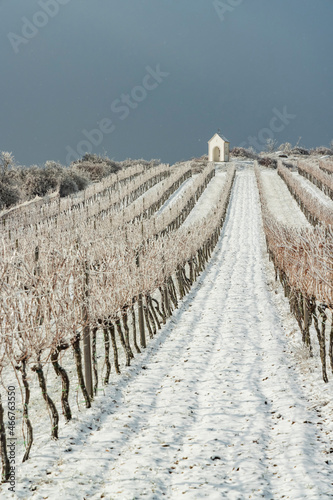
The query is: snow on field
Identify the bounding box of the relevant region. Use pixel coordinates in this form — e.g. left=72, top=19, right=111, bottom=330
left=4, top=168, right=333, bottom=500
left=183, top=169, right=227, bottom=226
left=156, top=175, right=196, bottom=215
left=131, top=174, right=172, bottom=208
left=260, top=169, right=310, bottom=227
left=291, top=171, right=333, bottom=208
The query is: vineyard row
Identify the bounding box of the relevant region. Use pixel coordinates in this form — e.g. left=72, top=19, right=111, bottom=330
left=255, top=164, right=333, bottom=385
left=277, top=162, right=333, bottom=227
left=319, top=157, right=333, bottom=175
left=0, top=166, right=235, bottom=479
left=298, top=160, right=333, bottom=200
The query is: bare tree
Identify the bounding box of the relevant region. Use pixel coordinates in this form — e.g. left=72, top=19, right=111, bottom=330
left=265, top=138, right=277, bottom=153
left=0, top=152, right=14, bottom=180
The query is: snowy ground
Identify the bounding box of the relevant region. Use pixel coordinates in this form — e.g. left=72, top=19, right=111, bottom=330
left=156, top=176, right=196, bottom=215
left=260, top=169, right=310, bottom=227
left=4, top=168, right=333, bottom=499
left=183, top=170, right=226, bottom=226
left=128, top=173, right=176, bottom=210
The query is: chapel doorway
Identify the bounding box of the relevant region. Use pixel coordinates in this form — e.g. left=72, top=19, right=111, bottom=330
left=213, top=146, right=220, bottom=162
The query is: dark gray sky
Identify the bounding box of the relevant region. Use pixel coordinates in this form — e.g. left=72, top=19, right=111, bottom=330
left=1, top=0, right=332, bottom=165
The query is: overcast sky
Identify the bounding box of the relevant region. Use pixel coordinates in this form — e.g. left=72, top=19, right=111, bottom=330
left=0, top=0, right=332, bottom=166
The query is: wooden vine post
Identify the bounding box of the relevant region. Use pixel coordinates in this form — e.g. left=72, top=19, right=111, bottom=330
left=83, top=258, right=93, bottom=398
left=136, top=251, right=146, bottom=349
left=161, top=242, right=171, bottom=318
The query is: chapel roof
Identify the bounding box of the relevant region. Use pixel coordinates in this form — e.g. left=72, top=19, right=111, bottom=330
left=208, top=130, right=229, bottom=143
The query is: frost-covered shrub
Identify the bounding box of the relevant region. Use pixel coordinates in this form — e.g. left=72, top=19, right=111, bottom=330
left=58, top=169, right=89, bottom=198
left=68, top=169, right=89, bottom=191
left=23, top=165, right=60, bottom=198
left=119, top=158, right=160, bottom=169
left=231, top=147, right=258, bottom=160
left=76, top=156, right=162, bottom=178
left=59, top=175, right=78, bottom=198
left=79, top=153, right=105, bottom=164
left=265, top=138, right=277, bottom=153
left=278, top=142, right=292, bottom=154
left=0, top=152, right=21, bottom=208
left=290, top=147, right=310, bottom=156
left=309, top=146, right=333, bottom=156
left=0, top=181, right=20, bottom=209
left=0, top=151, right=15, bottom=180
left=282, top=161, right=294, bottom=170
left=78, top=153, right=118, bottom=168
left=18, top=161, right=89, bottom=200
left=73, top=161, right=111, bottom=181
left=258, top=157, right=277, bottom=168
left=0, top=152, right=162, bottom=210
left=74, top=154, right=121, bottom=174
left=191, top=159, right=207, bottom=173
left=72, top=153, right=121, bottom=181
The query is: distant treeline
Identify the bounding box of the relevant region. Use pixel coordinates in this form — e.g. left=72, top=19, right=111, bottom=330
left=230, top=141, right=333, bottom=169
left=231, top=143, right=333, bottom=160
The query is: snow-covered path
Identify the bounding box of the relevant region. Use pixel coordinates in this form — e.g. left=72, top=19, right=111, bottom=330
left=260, top=169, right=310, bottom=227
left=14, top=169, right=332, bottom=499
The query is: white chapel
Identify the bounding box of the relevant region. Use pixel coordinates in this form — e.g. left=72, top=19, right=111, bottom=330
left=208, top=131, right=230, bottom=162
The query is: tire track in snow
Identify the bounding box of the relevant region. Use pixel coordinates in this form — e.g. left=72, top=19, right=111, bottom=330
left=22, top=169, right=332, bottom=500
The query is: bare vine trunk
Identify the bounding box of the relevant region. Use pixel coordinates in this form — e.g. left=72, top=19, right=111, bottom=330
left=108, top=322, right=120, bottom=374
left=176, top=266, right=185, bottom=299
left=168, top=276, right=178, bottom=308
left=148, top=296, right=161, bottom=330
left=102, top=324, right=112, bottom=384
left=116, top=318, right=131, bottom=366
left=32, top=362, right=59, bottom=439
left=302, top=296, right=313, bottom=353
left=145, top=297, right=157, bottom=335
left=151, top=297, right=164, bottom=323
left=329, top=316, right=333, bottom=374
left=122, top=310, right=134, bottom=359
left=0, top=393, right=10, bottom=482
left=92, top=327, right=98, bottom=396
left=313, top=305, right=329, bottom=383
left=164, top=285, right=171, bottom=318
left=143, top=302, right=154, bottom=339
left=71, top=333, right=91, bottom=408
left=131, top=306, right=141, bottom=354
left=189, top=259, right=194, bottom=284
left=138, top=293, right=146, bottom=348
left=51, top=344, right=72, bottom=422
left=20, top=358, right=34, bottom=461
left=159, top=287, right=167, bottom=324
